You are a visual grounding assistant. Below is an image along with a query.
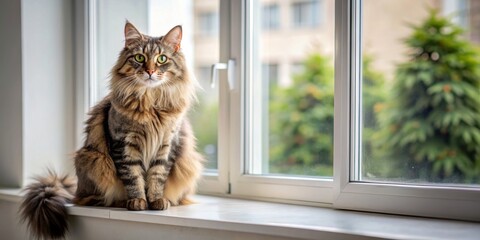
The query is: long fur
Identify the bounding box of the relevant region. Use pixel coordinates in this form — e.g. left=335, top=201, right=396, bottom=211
left=20, top=170, right=76, bottom=239
left=19, top=22, right=204, bottom=239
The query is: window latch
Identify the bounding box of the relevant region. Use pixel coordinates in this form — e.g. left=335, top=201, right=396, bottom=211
left=211, top=59, right=235, bottom=90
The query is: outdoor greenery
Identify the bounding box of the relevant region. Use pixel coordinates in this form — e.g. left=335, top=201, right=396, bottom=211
left=268, top=54, right=386, bottom=176
left=190, top=95, right=218, bottom=169
left=269, top=54, right=334, bottom=176
left=361, top=56, right=388, bottom=176
left=192, top=11, right=480, bottom=183
left=370, top=11, right=480, bottom=183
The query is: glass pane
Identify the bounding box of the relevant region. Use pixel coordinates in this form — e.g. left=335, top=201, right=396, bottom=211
left=248, top=0, right=335, bottom=177
left=95, top=0, right=149, bottom=101
left=191, top=0, right=220, bottom=170
left=361, top=0, right=480, bottom=185
left=94, top=0, right=220, bottom=171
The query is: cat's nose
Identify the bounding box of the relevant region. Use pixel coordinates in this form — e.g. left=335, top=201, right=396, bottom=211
left=146, top=69, right=155, bottom=76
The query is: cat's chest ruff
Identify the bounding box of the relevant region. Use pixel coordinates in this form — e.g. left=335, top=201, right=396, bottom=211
left=134, top=115, right=173, bottom=165
left=119, top=123, right=162, bottom=167
left=139, top=126, right=162, bottom=165
left=110, top=98, right=179, bottom=164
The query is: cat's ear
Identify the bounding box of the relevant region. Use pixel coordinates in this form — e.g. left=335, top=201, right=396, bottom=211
left=124, top=21, right=143, bottom=47
left=162, top=25, right=182, bottom=52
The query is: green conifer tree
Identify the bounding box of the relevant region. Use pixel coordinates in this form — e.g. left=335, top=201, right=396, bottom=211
left=269, top=54, right=334, bottom=176
left=362, top=56, right=387, bottom=176
left=268, top=53, right=386, bottom=176
left=376, top=11, right=480, bottom=183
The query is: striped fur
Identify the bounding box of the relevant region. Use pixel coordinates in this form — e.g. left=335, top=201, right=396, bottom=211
left=20, top=22, right=204, bottom=239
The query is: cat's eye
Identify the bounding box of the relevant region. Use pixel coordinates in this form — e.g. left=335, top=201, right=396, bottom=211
left=134, top=54, right=145, bottom=63
left=157, top=54, right=168, bottom=64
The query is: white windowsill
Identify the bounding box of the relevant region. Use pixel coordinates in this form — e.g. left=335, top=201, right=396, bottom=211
left=1, top=189, right=479, bottom=240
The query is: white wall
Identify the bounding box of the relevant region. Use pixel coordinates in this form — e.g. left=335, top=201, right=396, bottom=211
left=0, top=200, right=28, bottom=239
left=21, top=0, right=76, bottom=183
left=0, top=199, right=294, bottom=240
left=67, top=215, right=293, bottom=240
left=0, top=0, right=24, bottom=188
left=0, top=0, right=76, bottom=187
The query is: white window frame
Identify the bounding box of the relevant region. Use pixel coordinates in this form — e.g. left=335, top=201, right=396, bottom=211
left=77, top=0, right=480, bottom=221
left=226, top=0, right=480, bottom=220
left=225, top=0, right=334, bottom=205
left=196, top=0, right=231, bottom=195
left=333, top=0, right=480, bottom=221
left=75, top=0, right=96, bottom=149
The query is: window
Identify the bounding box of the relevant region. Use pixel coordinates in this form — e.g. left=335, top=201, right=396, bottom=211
left=442, top=0, right=469, bottom=29
left=193, top=66, right=219, bottom=170
left=360, top=0, right=479, bottom=185
left=334, top=0, right=480, bottom=221
left=261, top=63, right=279, bottom=88
left=197, top=11, right=219, bottom=36
left=83, top=0, right=480, bottom=221
left=291, top=0, right=322, bottom=28
left=229, top=0, right=335, bottom=203
left=290, top=62, right=305, bottom=77
left=470, top=0, right=480, bottom=43
left=261, top=4, right=280, bottom=30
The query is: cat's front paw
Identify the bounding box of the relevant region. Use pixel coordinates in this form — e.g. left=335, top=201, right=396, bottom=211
left=126, top=198, right=147, bottom=211
left=149, top=198, right=171, bottom=210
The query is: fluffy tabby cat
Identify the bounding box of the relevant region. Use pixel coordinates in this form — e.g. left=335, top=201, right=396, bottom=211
left=20, top=22, right=204, bottom=239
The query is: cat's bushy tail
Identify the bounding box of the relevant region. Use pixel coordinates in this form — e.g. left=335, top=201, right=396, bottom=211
left=19, top=170, right=77, bottom=239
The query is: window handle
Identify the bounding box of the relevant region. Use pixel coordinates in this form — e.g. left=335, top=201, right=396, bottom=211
left=211, top=59, right=235, bottom=90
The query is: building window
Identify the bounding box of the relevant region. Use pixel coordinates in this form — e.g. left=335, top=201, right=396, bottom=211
left=262, top=4, right=280, bottom=30
left=262, top=63, right=279, bottom=87
left=290, top=62, right=305, bottom=77
left=470, top=0, right=480, bottom=43
left=291, top=0, right=321, bottom=28
left=198, top=12, right=218, bottom=36
left=442, top=0, right=469, bottom=29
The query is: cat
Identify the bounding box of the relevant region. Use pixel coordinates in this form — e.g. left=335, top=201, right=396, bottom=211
left=19, top=22, right=204, bottom=239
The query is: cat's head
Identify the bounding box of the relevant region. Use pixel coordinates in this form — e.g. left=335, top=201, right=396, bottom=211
left=112, top=22, right=187, bottom=90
